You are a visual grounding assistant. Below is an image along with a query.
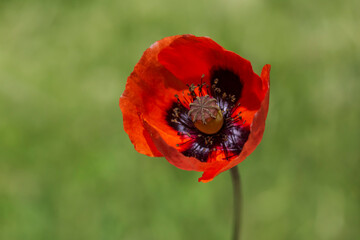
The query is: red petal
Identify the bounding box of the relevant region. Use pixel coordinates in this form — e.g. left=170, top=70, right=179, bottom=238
left=158, top=35, right=224, bottom=85
left=142, top=119, right=207, bottom=170
left=198, top=64, right=271, bottom=182
left=159, top=35, right=264, bottom=112
left=120, top=35, right=186, bottom=156
left=142, top=118, right=230, bottom=176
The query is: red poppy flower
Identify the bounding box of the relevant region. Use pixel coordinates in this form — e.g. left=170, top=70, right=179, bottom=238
left=120, top=34, right=270, bottom=183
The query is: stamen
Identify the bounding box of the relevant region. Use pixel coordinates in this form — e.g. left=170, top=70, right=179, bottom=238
left=167, top=71, right=248, bottom=163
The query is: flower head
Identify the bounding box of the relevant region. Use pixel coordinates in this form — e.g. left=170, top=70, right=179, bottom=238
left=120, top=35, right=270, bottom=182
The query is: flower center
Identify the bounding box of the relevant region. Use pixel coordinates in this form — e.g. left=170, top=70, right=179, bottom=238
left=188, top=95, right=224, bottom=134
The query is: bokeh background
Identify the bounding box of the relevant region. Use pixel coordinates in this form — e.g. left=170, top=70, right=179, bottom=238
left=1, top=0, right=359, bottom=239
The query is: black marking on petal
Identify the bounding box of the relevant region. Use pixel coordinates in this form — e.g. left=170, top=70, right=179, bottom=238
left=210, top=68, right=243, bottom=103
left=166, top=102, right=196, bottom=134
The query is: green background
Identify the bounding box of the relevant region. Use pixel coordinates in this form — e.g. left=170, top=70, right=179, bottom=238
left=1, top=0, right=359, bottom=239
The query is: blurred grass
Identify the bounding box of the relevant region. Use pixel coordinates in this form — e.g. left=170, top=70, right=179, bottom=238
left=0, top=0, right=359, bottom=239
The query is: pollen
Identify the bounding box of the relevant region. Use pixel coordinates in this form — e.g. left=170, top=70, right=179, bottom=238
left=188, top=95, right=224, bottom=134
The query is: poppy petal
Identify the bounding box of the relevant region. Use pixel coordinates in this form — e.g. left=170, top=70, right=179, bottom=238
left=158, top=35, right=224, bottom=85
left=143, top=117, right=232, bottom=178
left=120, top=35, right=186, bottom=157
left=159, top=35, right=264, bottom=113
left=198, top=64, right=270, bottom=182
left=142, top=118, right=207, bottom=171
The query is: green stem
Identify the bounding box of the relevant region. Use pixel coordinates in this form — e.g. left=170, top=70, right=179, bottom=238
left=230, top=166, right=241, bottom=240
